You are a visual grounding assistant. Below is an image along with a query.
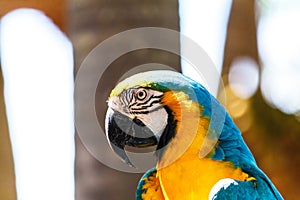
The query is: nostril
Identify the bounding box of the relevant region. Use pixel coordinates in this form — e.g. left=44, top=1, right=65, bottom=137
left=133, top=117, right=145, bottom=127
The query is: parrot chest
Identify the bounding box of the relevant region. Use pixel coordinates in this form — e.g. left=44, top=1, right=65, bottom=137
left=157, top=157, right=248, bottom=199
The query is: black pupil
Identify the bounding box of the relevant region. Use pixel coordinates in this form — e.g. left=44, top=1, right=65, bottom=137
left=138, top=91, right=145, bottom=99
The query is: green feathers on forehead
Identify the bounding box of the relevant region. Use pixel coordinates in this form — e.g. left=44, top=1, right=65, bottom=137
left=110, top=70, right=197, bottom=97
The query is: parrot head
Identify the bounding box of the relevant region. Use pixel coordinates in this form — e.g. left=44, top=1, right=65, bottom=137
left=105, top=70, right=211, bottom=166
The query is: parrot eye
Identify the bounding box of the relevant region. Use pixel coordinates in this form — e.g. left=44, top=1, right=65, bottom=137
left=136, top=89, right=147, bottom=101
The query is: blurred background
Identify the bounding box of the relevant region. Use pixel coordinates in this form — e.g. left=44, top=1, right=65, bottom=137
left=1, top=0, right=300, bottom=199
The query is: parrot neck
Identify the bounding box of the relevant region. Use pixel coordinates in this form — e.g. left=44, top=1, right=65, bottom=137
left=157, top=91, right=213, bottom=168
left=157, top=108, right=212, bottom=169
left=156, top=91, right=250, bottom=199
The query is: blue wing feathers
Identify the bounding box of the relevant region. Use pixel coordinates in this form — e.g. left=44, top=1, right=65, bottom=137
left=213, top=175, right=282, bottom=200
left=189, top=79, right=283, bottom=199
left=212, top=145, right=225, bottom=160
left=213, top=180, right=259, bottom=200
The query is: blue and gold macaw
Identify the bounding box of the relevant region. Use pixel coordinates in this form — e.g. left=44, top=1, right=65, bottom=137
left=105, top=70, right=283, bottom=199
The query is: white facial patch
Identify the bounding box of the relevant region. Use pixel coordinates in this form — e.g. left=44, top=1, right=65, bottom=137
left=109, top=88, right=168, bottom=139
left=138, top=108, right=168, bottom=140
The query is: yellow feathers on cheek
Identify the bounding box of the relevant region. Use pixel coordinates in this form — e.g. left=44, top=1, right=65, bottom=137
left=160, top=91, right=203, bottom=122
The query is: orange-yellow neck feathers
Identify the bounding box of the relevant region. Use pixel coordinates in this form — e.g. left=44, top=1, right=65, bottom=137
left=156, top=91, right=250, bottom=199
left=158, top=90, right=208, bottom=168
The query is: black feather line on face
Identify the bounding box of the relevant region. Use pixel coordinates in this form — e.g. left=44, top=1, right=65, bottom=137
left=156, top=106, right=177, bottom=160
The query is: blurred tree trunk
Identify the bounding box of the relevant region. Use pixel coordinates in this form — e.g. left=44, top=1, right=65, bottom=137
left=222, top=0, right=259, bottom=84
left=69, top=1, right=180, bottom=200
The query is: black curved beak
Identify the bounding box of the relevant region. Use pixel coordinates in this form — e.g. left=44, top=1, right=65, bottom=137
left=105, top=108, right=158, bottom=167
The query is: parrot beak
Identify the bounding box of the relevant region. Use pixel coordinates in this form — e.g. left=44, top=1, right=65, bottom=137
left=105, top=108, right=158, bottom=167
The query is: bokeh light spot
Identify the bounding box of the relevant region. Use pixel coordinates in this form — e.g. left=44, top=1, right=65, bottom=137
left=229, top=56, right=259, bottom=99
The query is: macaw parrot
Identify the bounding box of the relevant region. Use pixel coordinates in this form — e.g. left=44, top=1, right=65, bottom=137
left=105, top=70, right=283, bottom=200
